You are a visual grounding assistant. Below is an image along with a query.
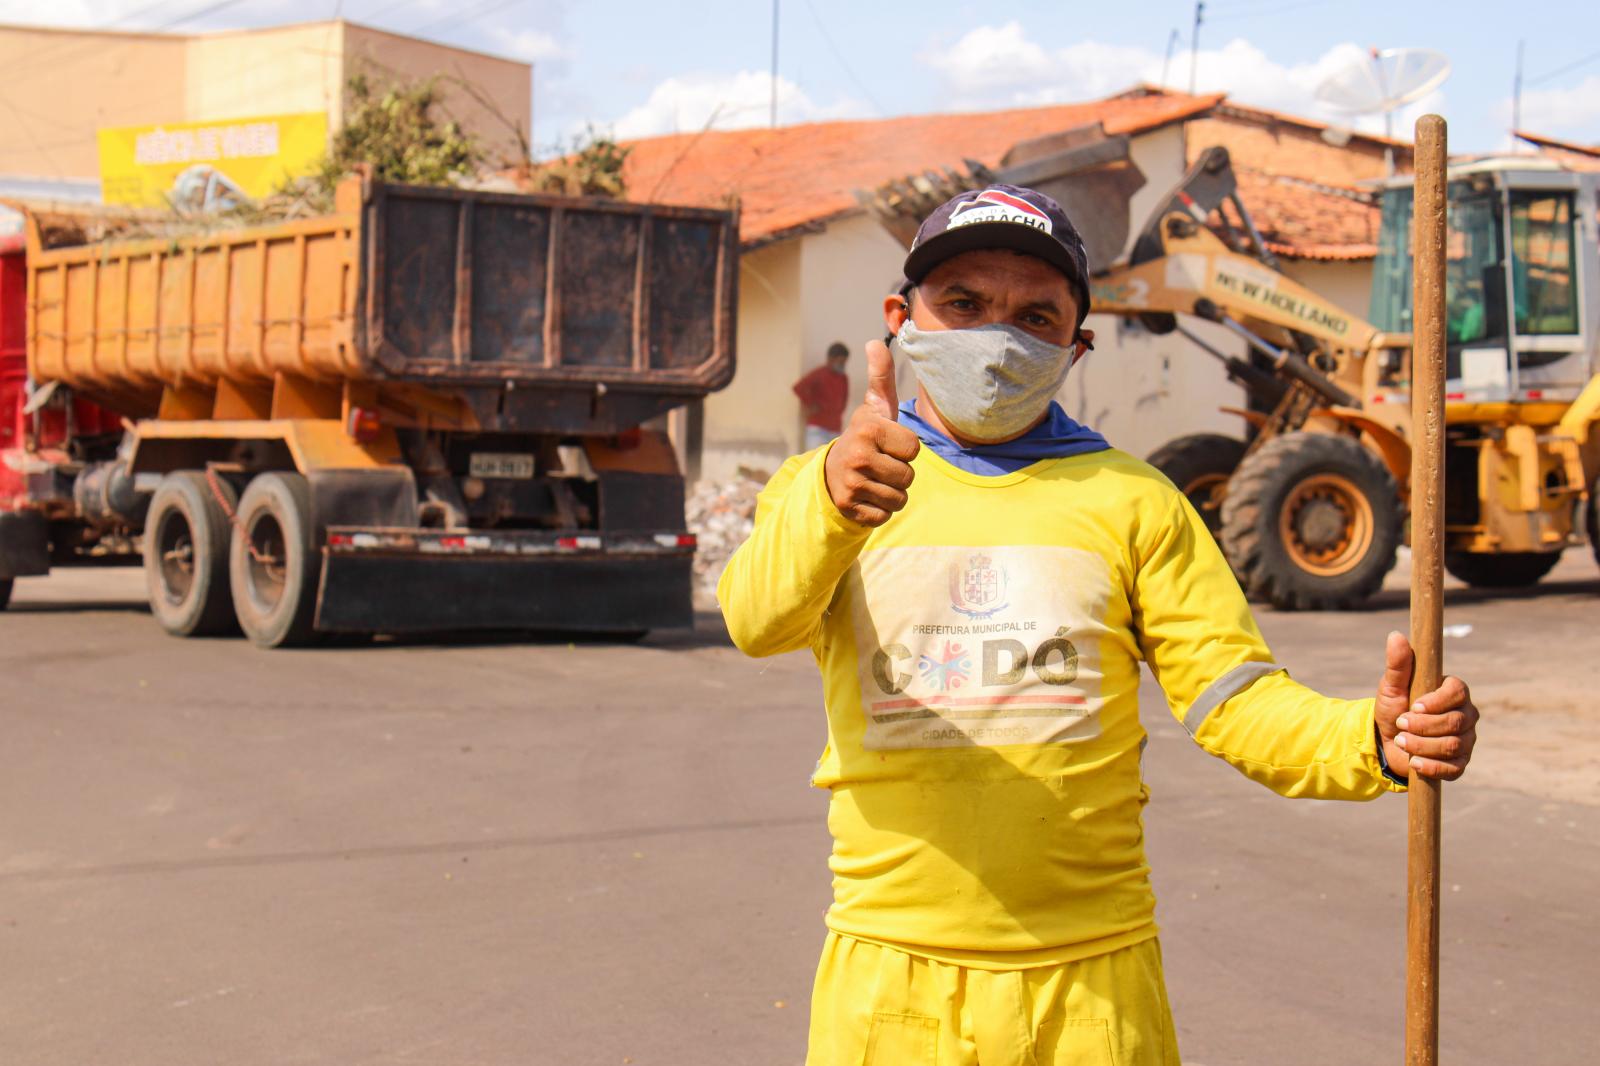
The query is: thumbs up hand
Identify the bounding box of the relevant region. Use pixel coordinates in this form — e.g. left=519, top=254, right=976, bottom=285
left=823, top=339, right=921, bottom=527
left=862, top=336, right=899, bottom=418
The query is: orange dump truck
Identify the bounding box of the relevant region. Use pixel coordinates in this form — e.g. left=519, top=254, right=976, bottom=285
left=6, top=175, right=737, bottom=645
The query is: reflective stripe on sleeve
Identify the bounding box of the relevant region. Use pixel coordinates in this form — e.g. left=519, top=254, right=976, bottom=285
left=1180, top=661, right=1284, bottom=737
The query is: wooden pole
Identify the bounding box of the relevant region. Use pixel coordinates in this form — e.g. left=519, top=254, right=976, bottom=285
left=1406, top=113, right=1448, bottom=1066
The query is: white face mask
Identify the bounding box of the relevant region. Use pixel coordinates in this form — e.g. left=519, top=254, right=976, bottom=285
left=892, top=319, right=1075, bottom=443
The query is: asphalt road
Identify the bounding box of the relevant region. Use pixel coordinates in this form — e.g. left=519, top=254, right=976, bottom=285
left=1, top=557, right=1596, bottom=1065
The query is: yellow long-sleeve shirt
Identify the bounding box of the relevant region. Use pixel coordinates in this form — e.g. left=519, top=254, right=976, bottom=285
left=717, top=443, right=1401, bottom=970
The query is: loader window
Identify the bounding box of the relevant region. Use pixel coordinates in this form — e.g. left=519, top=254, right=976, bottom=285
left=1368, top=188, right=1413, bottom=333
left=1445, top=194, right=1502, bottom=344
left=1509, top=191, right=1579, bottom=335
left=1370, top=186, right=1502, bottom=342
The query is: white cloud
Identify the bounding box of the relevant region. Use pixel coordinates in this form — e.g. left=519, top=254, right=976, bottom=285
left=604, top=70, right=865, bottom=140
left=489, top=26, right=566, bottom=64
left=922, top=23, right=1443, bottom=139
left=928, top=22, right=1152, bottom=103
left=1497, top=74, right=1600, bottom=139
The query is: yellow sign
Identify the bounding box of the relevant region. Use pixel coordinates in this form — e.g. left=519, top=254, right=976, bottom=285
left=97, top=111, right=328, bottom=207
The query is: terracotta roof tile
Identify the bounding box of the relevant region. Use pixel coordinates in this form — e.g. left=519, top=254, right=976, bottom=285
left=1228, top=167, right=1380, bottom=260
left=1513, top=130, right=1600, bottom=171
left=618, top=90, right=1223, bottom=245
left=1183, top=100, right=1408, bottom=260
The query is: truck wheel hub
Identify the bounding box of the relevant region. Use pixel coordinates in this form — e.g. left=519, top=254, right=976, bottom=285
left=156, top=513, right=196, bottom=603
left=244, top=514, right=289, bottom=609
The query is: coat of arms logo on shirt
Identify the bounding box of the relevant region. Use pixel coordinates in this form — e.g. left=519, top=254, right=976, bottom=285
left=949, top=552, right=1008, bottom=620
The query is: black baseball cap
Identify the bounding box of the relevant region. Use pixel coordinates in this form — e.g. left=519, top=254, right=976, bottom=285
left=903, top=183, right=1092, bottom=328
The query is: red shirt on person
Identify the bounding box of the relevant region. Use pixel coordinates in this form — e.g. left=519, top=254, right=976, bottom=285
left=793, top=365, right=849, bottom=433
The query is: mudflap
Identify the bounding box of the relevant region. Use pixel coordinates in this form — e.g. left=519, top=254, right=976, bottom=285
left=0, top=511, right=50, bottom=578
left=312, top=552, right=694, bottom=634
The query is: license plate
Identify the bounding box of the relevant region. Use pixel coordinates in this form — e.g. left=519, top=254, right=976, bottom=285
left=469, top=452, right=535, bottom=479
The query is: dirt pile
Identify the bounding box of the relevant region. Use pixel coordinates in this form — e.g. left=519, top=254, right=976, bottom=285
left=686, top=472, right=765, bottom=598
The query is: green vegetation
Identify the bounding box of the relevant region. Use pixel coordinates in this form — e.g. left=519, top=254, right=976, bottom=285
left=314, top=73, right=480, bottom=194
left=522, top=128, right=631, bottom=198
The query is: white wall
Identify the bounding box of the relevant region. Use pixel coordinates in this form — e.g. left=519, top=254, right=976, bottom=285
left=700, top=240, right=805, bottom=481
left=797, top=212, right=909, bottom=421
left=1122, top=124, right=1187, bottom=260
left=1282, top=258, right=1373, bottom=319
left=1062, top=315, right=1249, bottom=459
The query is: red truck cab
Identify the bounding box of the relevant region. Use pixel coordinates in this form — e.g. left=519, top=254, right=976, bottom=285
left=0, top=227, right=128, bottom=609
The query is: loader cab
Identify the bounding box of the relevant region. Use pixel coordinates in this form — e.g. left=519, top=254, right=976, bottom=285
left=1369, top=159, right=1600, bottom=405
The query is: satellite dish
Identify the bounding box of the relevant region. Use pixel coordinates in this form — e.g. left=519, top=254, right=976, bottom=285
left=1315, top=47, right=1451, bottom=172
left=1316, top=47, right=1451, bottom=114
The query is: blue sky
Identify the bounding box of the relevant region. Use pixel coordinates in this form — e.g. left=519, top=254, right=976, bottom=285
left=8, top=0, right=1600, bottom=154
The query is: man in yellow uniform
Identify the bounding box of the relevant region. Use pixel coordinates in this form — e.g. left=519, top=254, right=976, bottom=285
left=717, top=184, right=1479, bottom=1065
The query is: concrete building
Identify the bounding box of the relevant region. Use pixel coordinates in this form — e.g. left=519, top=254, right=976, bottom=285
left=0, top=19, right=531, bottom=192
left=620, top=88, right=1412, bottom=481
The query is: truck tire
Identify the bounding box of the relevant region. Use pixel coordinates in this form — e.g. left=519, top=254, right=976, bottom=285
left=0, top=578, right=10, bottom=611
left=1443, top=550, right=1562, bottom=588
left=1220, top=432, right=1403, bottom=610
left=229, top=473, right=319, bottom=648
left=1146, top=434, right=1248, bottom=537
left=144, top=471, right=238, bottom=637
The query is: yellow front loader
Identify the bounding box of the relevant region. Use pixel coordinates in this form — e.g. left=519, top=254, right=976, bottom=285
left=1093, top=148, right=1600, bottom=608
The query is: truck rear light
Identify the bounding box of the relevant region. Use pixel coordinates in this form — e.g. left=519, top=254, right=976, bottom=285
left=438, top=536, right=467, bottom=549
left=328, top=533, right=353, bottom=547
left=346, top=406, right=382, bottom=443
left=676, top=533, right=696, bottom=548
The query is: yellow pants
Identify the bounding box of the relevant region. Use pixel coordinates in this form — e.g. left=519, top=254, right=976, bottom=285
left=806, top=933, right=1181, bottom=1066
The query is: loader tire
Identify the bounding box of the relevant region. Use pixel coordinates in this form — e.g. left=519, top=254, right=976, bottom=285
left=1443, top=550, right=1561, bottom=588
left=1589, top=487, right=1600, bottom=572
left=1147, top=434, right=1248, bottom=538
left=1220, top=432, right=1403, bottom=610
left=144, top=471, right=239, bottom=637
left=230, top=473, right=319, bottom=648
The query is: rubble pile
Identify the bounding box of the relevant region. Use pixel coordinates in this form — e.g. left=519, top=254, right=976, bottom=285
left=686, top=472, right=765, bottom=596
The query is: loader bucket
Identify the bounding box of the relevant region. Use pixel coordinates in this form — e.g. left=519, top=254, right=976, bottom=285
left=854, top=122, right=1146, bottom=271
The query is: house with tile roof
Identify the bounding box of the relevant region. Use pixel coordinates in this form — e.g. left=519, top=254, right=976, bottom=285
left=613, top=87, right=1415, bottom=480
left=1514, top=130, right=1600, bottom=171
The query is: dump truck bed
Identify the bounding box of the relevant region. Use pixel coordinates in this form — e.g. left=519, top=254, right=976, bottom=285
left=26, top=175, right=738, bottom=411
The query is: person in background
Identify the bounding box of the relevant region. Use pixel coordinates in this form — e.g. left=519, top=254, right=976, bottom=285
left=794, top=342, right=851, bottom=452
